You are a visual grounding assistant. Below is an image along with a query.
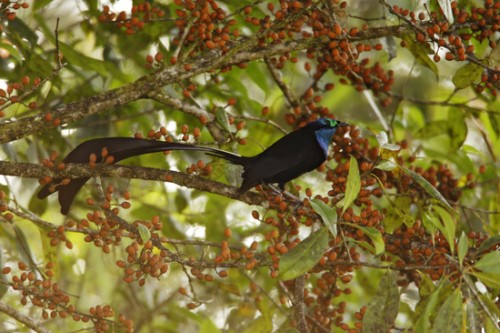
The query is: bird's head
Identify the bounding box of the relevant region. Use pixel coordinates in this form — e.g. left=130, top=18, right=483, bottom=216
left=316, top=118, right=349, bottom=129
left=311, top=118, right=348, bottom=155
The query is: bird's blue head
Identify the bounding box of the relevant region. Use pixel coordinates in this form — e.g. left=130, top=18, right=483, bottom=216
left=311, top=118, right=348, bottom=156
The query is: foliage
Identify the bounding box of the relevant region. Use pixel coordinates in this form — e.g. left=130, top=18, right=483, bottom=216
left=0, top=0, right=499, bottom=332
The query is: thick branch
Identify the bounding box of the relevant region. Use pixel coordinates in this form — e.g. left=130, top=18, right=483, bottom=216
left=0, top=300, right=52, bottom=333
left=0, top=161, right=263, bottom=206
left=0, top=24, right=416, bottom=144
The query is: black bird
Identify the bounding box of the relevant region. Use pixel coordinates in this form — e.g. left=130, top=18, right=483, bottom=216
left=38, top=118, right=347, bottom=214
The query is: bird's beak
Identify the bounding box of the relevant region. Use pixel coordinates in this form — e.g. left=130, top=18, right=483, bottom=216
left=338, top=121, right=349, bottom=127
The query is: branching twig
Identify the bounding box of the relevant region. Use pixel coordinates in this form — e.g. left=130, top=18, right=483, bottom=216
left=0, top=301, right=52, bottom=333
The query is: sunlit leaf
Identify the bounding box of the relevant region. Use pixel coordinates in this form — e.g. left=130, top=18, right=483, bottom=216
left=376, top=131, right=400, bottom=151
left=474, top=251, right=500, bottom=274
left=382, top=196, right=414, bottom=233
left=375, top=159, right=397, bottom=171
left=433, top=205, right=457, bottom=255
left=415, top=120, right=449, bottom=139
left=200, top=318, right=221, bottom=333
left=138, top=224, right=151, bottom=243
left=362, top=271, right=399, bottom=332
left=471, top=271, right=500, bottom=289
left=338, top=156, right=360, bottom=214
left=279, top=228, right=328, bottom=281
left=437, top=0, right=454, bottom=24
left=402, top=35, right=439, bottom=80
left=215, top=107, right=232, bottom=133
left=457, top=232, right=468, bottom=269
left=311, top=199, right=337, bottom=237
left=452, top=62, right=483, bottom=89
left=346, top=223, right=385, bottom=255
left=0, top=42, right=22, bottom=63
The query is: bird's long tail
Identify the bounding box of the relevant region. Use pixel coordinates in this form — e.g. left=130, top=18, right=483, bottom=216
left=38, top=137, right=248, bottom=214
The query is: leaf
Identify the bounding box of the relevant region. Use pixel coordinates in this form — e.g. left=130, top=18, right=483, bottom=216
left=58, top=43, right=113, bottom=78
left=382, top=196, right=414, bottom=234
left=402, top=35, right=439, bottom=81
left=433, top=205, right=457, bottom=255
left=400, top=166, right=453, bottom=212
left=362, top=271, right=399, bottom=333
left=200, top=318, right=221, bottom=333
left=415, top=282, right=444, bottom=333
left=279, top=228, right=329, bottom=281
left=448, top=108, right=468, bottom=151
left=457, top=232, right=468, bottom=269
left=0, top=41, right=22, bottom=63
left=338, top=156, right=360, bottom=214
left=375, top=159, right=397, bottom=171
left=346, top=223, right=385, bottom=255
left=415, top=120, right=450, bottom=139
left=475, top=235, right=500, bottom=255
left=138, top=224, right=151, bottom=243
left=452, top=62, right=483, bottom=89
left=376, top=131, right=400, bottom=151
left=474, top=251, right=500, bottom=274
left=311, top=199, right=337, bottom=237
left=471, top=271, right=500, bottom=289
left=431, top=289, right=464, bottom=333
left=437, top=0, right=454, bottom=24
left=242, top=298, right=273, bottom=333
left=32, top=0, right=53, bottom=11
left=215, top=107, right=231, bottom=133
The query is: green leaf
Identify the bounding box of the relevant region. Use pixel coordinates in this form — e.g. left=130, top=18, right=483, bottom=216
left=362, top=271, right=399, bottom=333
left=338, top=156, right=360, bottom=214
left=415, top=282, right=444, bottom=333
left=433, top=205, right=456, bottom=255
left=475, top=235, right=500, bottom=255
left=279, top=228, right=328, bottom=281
left=0, top=42, right=22, bottom=63
left=383, top=196, right=414, bottom=234
left=200, top=318, right=221, bottom=333
left=138, top=224, right=151, bottom=243
left=242, top=298, right=273, bottom=333
left=215, top=107, right=231, bottom=133
left=311, top=199, right=337, bottom=237
left=457, top=232, right=468, bottom=269
left=415, top=120, right=449, bottom=139
left=375, top=159, right=397, bottom=171
left=58, top=42, right=108, bottom=77
left=402, top=35, right=439, bottom=81
left=346, top=223, right=385, bottom=255
left=448, top=108, right=468, bottom=151
left=400, top=166, right=453, bottom=212
left=32, top=0, right=53, bottom=11
left=471, top=271, right=500, bottom=289
left=452, top=62, right=483, bottom=89
left=474, top=251, right=500, bottom=274
left=431, top=289, right=464, bottom=333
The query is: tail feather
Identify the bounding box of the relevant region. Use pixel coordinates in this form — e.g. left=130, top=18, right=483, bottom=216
left=38, top=137, right=248, bottom=214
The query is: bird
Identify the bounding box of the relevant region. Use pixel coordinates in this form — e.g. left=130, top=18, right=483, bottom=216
left=38, top=118, right=348, bottom=214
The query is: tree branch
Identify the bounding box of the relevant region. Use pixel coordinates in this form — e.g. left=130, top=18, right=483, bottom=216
left=0, top=161, right=263, bottom=206
left=0, top=300, right=52, bottom=333
left=0, top=24, right=429, bottom=144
